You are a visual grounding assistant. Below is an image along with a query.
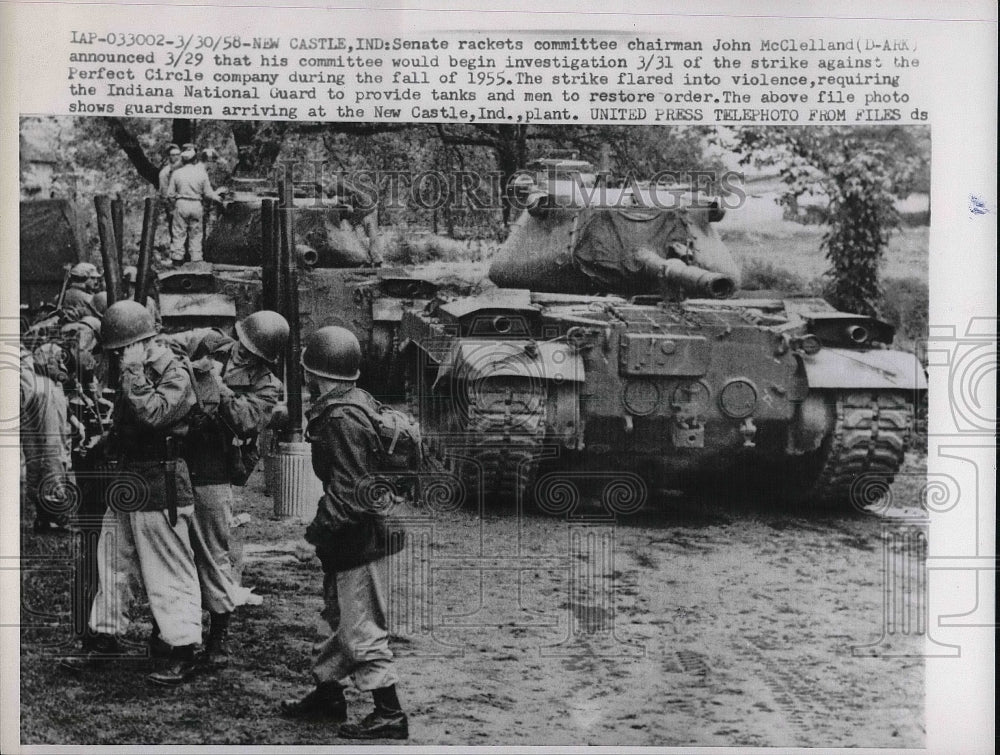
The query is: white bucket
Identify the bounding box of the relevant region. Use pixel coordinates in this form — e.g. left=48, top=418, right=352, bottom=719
left=274, top=441, right=323, bottom=521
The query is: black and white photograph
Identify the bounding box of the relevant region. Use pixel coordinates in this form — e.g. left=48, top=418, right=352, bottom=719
left=16, top=115, right=933, bottom=746
left=2, top=2, right=996, bottom=753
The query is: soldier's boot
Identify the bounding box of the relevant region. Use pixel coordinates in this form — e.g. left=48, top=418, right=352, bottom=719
left=197, top=612, right=231, bottom=670
left=148, top=619, right=171, bottom=659
left=146, top=644, right=199, bottom=687
left=338, top=686, right=408, bottom=740
left=280, top=681, right=348, bottom=722
left=58, top=633, right=121, bottom=673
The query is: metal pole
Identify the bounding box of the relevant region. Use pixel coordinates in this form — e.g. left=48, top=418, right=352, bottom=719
left=94, top=195, right=122, bottom=305
left=279, top=181, right=303, bottom=443
left=135, top=197, right=158, bottom=304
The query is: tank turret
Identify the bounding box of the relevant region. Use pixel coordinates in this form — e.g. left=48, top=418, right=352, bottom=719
left=490, top=168, right=741, bottom=297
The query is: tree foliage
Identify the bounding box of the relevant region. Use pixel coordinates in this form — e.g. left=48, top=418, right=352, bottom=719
left=729, top=126, right=929, bottom=316
left=24, top=117, right=724, bottom=238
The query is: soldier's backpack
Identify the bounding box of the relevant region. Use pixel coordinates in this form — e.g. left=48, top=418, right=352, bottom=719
left=311, top=387, right=423, bottom=493
left=327, top=388, right=423, bottom=474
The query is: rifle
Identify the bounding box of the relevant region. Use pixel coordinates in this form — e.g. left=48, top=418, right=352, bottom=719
left=55, top=264, right=73, bottom=311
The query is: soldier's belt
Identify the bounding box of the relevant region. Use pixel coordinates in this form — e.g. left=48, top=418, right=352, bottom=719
left=119, top=437, right=185, bottom=462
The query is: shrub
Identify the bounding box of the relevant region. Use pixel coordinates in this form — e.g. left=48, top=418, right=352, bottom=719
left=879, top=275, right=929, bottom=348
left=740, top=258, right=810, bottom=293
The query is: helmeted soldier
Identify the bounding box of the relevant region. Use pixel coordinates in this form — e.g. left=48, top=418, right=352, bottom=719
left=62, top=262, right=102, bottom=311
left=90, top=291, right=108, bottom=318
left=166, top=143, right=225, bottom=266
left=60, top=300, right=203, bottom=686
left=59, top=313, right=114, bottom=642
left=60, top=315, right=102, bottom=388
left=280, top=326, right=409, bottom=740
left=165, top=311, right=288, bottom=670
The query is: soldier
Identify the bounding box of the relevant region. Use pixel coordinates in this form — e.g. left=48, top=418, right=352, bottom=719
left=20, top=345, right=72, bottom=533
left=91, top=291, right=108, bottom=318
left=59, top=314, right=114, bottom=642
left=159, top=143, right=182, bottom=245
left=166, top=143, right=225, bottom=267
left=165, top=311, right=288, bottom=670
left=280, top=326, right=408, bottom=741
left=59, top=300, right=203, bottom=686
left=62, top=262, right=102, bottom=311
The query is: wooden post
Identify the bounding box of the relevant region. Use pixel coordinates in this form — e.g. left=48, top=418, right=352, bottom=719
left=111, top=197, right=125, bottom=272
left=261, top=198, right=280, bottom=313
left=94, top=195, right=122, bottom=306
left=279, top=181, right=303, bottom=443
left=134, top=197, right=158, bottom=304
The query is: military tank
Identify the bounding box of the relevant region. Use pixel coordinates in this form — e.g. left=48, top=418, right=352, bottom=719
left=166, top=177, right=448, bottom=398
left=399, top=165, right=926, bottom=509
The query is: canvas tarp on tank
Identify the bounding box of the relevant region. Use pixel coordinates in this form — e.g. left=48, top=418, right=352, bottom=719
left=490, top=204, right=739, bottom=296
left=203, top=194, right=377, bottom=268
left=20, top=199, right=86, bottom=310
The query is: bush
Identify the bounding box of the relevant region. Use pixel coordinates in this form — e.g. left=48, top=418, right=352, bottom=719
left=879, top=275, right=929, bottom=348
left=740, top=258, right=811, bottom=293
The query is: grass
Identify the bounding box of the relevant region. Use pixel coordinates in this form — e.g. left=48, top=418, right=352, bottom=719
left=723, top=224, right=929, bottom=285
left=728, top=223, right=929, bottom=354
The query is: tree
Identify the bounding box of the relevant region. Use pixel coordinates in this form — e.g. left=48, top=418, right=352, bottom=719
left=729, top=126, right=928, bottom=316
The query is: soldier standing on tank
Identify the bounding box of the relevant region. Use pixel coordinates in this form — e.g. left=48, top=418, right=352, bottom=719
left=159, top=144, right=182, bottom=247
left=164, top=311, right=288, bottom=671
left=280, top=326, right=408, bottom=741
left=166, top=143, right=225, bottom=267
left=59, top=300, right=204, bottom=686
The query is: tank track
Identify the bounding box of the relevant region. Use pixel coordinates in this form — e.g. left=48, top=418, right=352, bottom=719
left=805, top=390, right=914, bottom=509
left=451, top=399, right=547, bottom=506
left=405, top=364, right=547, bottom=506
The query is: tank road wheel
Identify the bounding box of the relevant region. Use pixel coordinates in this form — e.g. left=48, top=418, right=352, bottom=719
left=787, top=390, right=914, bottom=511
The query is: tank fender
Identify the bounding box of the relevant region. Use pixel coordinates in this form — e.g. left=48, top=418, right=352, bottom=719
left=796, top=348, right=927, bottom=391
left=435, top=339, right=585, bottom=386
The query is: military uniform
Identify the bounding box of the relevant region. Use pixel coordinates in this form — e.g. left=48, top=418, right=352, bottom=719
left=167, top=160, right=222, bottom=263
left=281, top=325, right=407, bottom=738
left=62, top=282, right=94, bottom=311
left=166, top=328, right=282, bottom=614
left=20, top=348, right=72, bottom=531
left=160, top=168, right=177, bottom=245
left=304, top=385, right=402, bottom=693
left=87, top=339, right=201, bottom=649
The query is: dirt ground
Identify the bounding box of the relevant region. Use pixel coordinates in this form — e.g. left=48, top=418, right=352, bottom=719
left=19, top=451, right=927, bottom=748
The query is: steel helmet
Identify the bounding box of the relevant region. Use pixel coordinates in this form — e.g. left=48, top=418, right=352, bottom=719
left=101, top=300, right=158, bottom=350
left=91, top=291, right=108, bottom=316
left=301, top=326, right=362, bottom=381
left=81, top=315, right=103, bottom=340
left=235, top=311, right=290, bottom=364
left=70, top=262, right=99, bottom=280
left=72, top=315, right=103, bottom=338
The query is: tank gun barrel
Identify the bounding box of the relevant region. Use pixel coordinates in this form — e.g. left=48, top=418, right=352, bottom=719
left=632, top=247, right=736, bottom=299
